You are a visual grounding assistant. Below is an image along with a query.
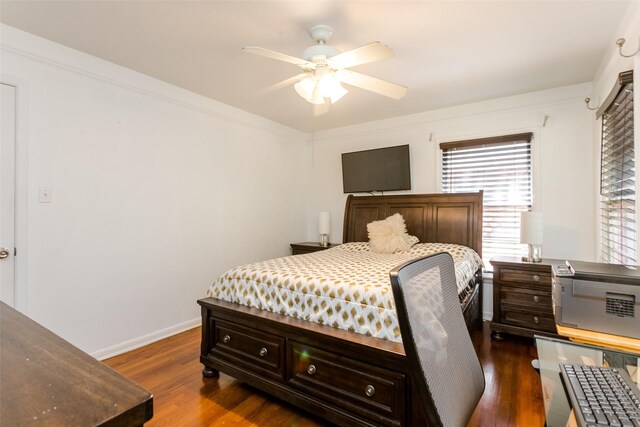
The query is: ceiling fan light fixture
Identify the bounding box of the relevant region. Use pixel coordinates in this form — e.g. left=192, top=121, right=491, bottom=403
left=294, top=76, right=316, bottom=101
left=309, top=84, right=326, bottom=105
left=319, top=74, right=347, bottom=103
left=294, top=69, right=347, bottom=105
left=294, top=76, right=324, bottom=105
left=244, top=24, right=407, bottom=110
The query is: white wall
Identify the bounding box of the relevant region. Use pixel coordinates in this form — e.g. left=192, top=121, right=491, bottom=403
left=1, top=25, right=311, bottom=358
left=309, top=85, right=596, bottom=260
left=308, top=84, right=596, bottom=319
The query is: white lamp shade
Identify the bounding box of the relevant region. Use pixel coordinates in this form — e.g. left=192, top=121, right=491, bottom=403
left=318, top=211, right=331, bottom=234
left=294, top=77, right=315, bottom=101
left=318, top=72, right=347, bottom=103
left=520, top=212, right=543, bottom=245
left=294, top=69, right=348, bottom=105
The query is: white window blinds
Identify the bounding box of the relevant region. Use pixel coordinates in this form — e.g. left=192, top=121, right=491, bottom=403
left=441, top=133, right=533, bottom=267
left=600, top=71, right=635, bottom=265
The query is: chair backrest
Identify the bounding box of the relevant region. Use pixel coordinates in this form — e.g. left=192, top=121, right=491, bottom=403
left=390, top=252, right=485, bottom=426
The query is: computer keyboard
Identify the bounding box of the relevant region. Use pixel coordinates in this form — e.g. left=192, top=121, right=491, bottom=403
left=560, top=363, right=640, bottom=427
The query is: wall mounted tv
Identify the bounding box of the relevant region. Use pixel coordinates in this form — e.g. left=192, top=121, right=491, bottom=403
left=341, top=144, right=411, bottom=193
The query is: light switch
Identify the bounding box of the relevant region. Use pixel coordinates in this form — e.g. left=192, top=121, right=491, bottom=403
left=38, top=187, right=52, bottom=203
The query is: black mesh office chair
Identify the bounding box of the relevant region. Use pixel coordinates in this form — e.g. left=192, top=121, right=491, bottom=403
left=390, top=252, right=485, bottom=426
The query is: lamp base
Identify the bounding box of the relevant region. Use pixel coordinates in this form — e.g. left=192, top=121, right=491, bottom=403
left=320, top=234, right=329, bottom=247
left=522, top=244, right=542, bottom=263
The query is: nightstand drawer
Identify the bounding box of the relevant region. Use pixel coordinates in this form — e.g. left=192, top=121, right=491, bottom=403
left=498, top=268, right=551, bottom=288
left=501, top=309, right=556, bottom=333
left=211, top=320, right=285, bottom=380
left=287, top=341, right=405, bottom=424
left=500, top=286, right=553, bottom=314
left=490, top=257, right=562, bottom=339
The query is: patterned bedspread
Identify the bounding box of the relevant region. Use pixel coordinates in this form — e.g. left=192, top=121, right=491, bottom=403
left=206, top=242, right=483, bottom=342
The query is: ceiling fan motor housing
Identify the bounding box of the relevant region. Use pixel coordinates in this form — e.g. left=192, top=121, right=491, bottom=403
left=302, top=44, right=340, bottom=62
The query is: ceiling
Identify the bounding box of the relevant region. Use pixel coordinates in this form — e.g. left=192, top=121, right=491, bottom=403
left=0, top=1, right=633, bottom=132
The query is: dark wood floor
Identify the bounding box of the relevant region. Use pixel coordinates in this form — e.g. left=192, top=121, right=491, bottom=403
left=105, top=321, right=546, bottom=426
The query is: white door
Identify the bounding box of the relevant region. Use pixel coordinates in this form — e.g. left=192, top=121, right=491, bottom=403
left=0, top=83, right=16, bottom=307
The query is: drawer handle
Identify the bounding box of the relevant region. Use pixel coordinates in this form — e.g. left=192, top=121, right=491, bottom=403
left=534, top=316, right=540, bottom=324
left=533, top=296, right=540, bottom=303
left=532, top=275, right=540, bottom=282
left=306, top=365, right=317, bottom=375
left=223, top=334, right=231, bottom=344
left=365, top=385, right=376, bottom=397
left=259, top=347, right=268, bottom=357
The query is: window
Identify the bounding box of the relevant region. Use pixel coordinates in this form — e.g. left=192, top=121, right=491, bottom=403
left=441, top=133, right=533, bottom=267
left=599, top=71, right=635, bottom=265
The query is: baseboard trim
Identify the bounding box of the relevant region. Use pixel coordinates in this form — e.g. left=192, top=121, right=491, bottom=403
left=91, top=317, right=200, bottom=361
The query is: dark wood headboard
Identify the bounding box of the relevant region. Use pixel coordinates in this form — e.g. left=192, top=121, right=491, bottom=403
left=342, top=192, right=483, bottom=256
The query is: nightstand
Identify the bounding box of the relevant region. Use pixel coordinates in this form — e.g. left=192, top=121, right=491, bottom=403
left=290, top=242, right=337, bottom=255
left=490, top=257, right=562, bottom=340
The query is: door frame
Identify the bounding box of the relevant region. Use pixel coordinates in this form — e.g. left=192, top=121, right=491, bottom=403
left=1, top=74, right=29, bottom=312
left=1, top=82, right=16, bottom=306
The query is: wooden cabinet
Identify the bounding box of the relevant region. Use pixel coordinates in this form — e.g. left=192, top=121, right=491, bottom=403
left=290, top=241, right=337, bottom=255
left=490, top=257, right=561, bottom=339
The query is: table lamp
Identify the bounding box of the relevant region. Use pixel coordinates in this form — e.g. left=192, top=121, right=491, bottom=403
left=318, top=211, right=331, bottom=247
left=521, top=211, right=543, bottom=262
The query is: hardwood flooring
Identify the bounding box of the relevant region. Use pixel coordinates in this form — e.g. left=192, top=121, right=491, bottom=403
left=105, top=321, right=546, bottom=426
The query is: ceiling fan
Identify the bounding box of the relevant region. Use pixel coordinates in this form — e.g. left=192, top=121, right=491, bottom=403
left=243, top=25, right=407, bottom=114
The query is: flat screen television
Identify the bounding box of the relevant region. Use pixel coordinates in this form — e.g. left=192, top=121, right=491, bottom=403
left=341, top=144, right=411, bottom=193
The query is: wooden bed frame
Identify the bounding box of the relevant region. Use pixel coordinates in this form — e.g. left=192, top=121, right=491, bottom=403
left=198, top=192, right=483, bottom=426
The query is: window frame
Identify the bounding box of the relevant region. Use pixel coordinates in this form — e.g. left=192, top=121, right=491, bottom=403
left=438, top=132, right=535, bottom=270
left=598, top=70, right=635, bottom=265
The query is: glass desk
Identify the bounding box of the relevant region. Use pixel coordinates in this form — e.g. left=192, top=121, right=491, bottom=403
left=535, top=336, right=640, bottom=427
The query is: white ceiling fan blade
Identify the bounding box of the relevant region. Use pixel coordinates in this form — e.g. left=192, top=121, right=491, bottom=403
left=337, top=70, right=407, bottom=99
left=313, top=100, right=331, bottom=116
left=243, top=46, right=315, bottom=69
left=247, top=73, right=308, bottom=100
left=327, top=42, right=394, bottom=69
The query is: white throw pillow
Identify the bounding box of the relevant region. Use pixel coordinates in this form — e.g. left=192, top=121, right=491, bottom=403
left=367, top=213, right=412, bottom=254
left=406, top=234, right=420, bottom=247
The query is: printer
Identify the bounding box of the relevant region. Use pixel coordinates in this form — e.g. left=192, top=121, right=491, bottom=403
left=552, top=260, right=640, bottom=340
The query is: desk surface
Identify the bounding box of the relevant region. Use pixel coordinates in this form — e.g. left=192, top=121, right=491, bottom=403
left=536, top=335, right=639, bottom=427
left=0, top=303, right=153, bottom=426
left=557, top=324, right=640, bottom=354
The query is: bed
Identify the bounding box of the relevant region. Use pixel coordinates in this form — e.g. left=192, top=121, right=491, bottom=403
left=198, top=192, right=483, bottom=426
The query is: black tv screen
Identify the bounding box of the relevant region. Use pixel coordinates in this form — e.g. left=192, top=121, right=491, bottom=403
left=341, top=145, right=411, bottom=193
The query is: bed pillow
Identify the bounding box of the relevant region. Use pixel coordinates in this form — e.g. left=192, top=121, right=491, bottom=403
left=367, top=213, right=413, bottom=254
